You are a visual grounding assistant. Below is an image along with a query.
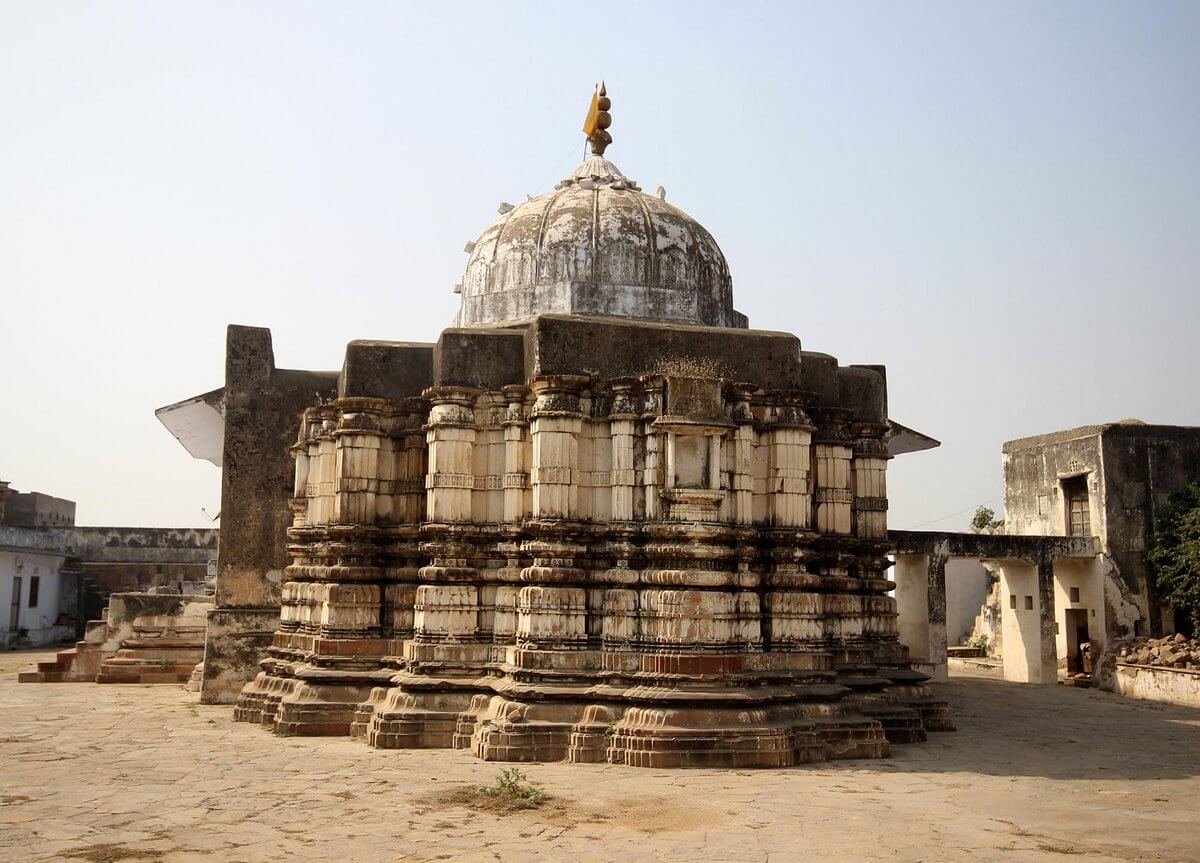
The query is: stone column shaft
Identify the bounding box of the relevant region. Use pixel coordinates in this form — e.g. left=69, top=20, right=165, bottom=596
left=424, top=388, right=480, bottom=524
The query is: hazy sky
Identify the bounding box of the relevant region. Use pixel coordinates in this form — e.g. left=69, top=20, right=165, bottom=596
left=2, top=2, right=1197, bottom=531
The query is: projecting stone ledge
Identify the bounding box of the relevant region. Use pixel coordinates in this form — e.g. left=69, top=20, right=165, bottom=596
left=890, top=530, right=1098, bottom=560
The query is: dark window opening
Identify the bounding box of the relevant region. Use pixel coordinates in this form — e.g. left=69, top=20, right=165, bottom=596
left=28, top=575, right=40, bottom=608
left=1063, top=474, right=1091, bottom=537
left=1009, top=594, right=1017, bottom=609
left=1024, top=595, right=1033, bottom=610
left=1069, top=586, right=1080, bottom=603
left=8, top=577, right=20, bottom=630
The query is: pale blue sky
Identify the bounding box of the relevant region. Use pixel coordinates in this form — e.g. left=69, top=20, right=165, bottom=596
left=2, top=2, right=1197, bottom=529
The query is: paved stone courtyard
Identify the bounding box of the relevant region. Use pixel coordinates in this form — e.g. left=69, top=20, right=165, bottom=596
left=2, top=651, right=1198, bottom=863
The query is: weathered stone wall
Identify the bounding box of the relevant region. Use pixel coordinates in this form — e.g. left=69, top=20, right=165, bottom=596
left=201, top=325, right=338, bottom=704
left=1098, top=426, right=1200, bottom=632
left=1108, top=663, right=1200, bottom=708
left=56, top=527, right=219, bottom=609
left=945, top=559, right=991, bottom=646
left=525, top=315, right=802, bottom=390
left=1003, top=429, right=1105, bottom=539
left=75, top=561, right=210, bottom=595
left=58, top=527, right=218, bottom=564
left=1, top=492, right=76, bottom=527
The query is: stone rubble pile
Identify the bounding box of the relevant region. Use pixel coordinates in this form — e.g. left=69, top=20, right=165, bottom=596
left=1117, top=633, right=1200, bottom=670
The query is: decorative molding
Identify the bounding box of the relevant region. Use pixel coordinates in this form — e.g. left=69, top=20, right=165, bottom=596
left=815, top=488, right=853, bottom=504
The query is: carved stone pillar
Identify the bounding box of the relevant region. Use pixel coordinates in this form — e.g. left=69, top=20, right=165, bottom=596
left=641, top=379, right=664, bottom=522
left=291, top=408, right=319, bottom=527
left=501, top=385, right=530, bottom=525
left=811, top=408, right=854, bottom=535
left=333, top=399, right=388, bottom=526
left=727, top=383, right=756, bottom=525
left=763, top=392, right=814, bottom=528
left=390, top=400, right=427, bottom=527
left=852, top=423, right=890, bottom=540
left=609, top=379, right=638, bottom=522
left=528, top=376, right=587, bottom=519
left=424, top=387, right=479, bottom=524
left=305, top=406, right=338, bottom=526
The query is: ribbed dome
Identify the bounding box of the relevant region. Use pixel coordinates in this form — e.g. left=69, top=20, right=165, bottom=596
left=456, top=155, right=747, bottom=329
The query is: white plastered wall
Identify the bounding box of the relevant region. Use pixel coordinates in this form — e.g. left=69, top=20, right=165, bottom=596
left=0, top=549, right=67, bottom=647
left=1053, top=557, right=1106, bottom=665
left=998, top=561, right=1050, bottom=683
left=945, top=558, right=991, bottom=646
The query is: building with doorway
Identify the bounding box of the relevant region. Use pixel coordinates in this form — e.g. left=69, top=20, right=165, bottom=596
left=0, top=525, right=72, bottom=648
left=893, top=420, right=1200, bottom=685
left=1002, top=420, right=1200, bottom=639
left=1, top=481, right=76, bottom=647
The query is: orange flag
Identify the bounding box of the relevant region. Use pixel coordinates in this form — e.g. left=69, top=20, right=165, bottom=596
left=582, top=89, right=601, bottom=138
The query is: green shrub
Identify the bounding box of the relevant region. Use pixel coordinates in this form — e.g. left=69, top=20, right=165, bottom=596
left=1147, top=482, right=1200, bottom=633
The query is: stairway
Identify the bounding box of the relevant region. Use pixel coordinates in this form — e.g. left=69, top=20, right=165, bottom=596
left=96, top=619, right=207, bottom=684
left=17, top=616, right=113, bottom=683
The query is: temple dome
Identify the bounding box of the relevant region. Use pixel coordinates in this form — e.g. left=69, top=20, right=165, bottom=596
left=456, top=155, right=747, bottom=329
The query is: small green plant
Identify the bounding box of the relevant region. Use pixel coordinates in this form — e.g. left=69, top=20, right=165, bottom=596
left=443, top=768, right=548, bottom=814
left=968, top=634, right=989, bottom=651
left=1148, top=481, right=1200, bottom=634
left=580, top=660, right=597, bottom=671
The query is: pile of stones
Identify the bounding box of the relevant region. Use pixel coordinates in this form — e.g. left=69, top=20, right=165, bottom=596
left=1117, top=633, right=1200, bottom=670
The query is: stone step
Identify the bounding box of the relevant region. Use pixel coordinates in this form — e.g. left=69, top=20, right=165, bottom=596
left=119, top=639, right=205, bottom=651
left=109, top=643, right=204, bottom=657
left=102, top=657, right=198, bottom=667
left=96, top=669, right=193, bottom=684
left=947, top=646, right=986, bottom=659
left=17, top=671, right=61, bottom=683
left=96, top=660, right=197, bottom=684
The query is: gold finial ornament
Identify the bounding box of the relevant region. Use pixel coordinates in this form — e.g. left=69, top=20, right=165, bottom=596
left=582, top=82, right=613, bottom=156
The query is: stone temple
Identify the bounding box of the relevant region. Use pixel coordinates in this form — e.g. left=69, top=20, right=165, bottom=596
left=176, top=89, right=954, bottom=767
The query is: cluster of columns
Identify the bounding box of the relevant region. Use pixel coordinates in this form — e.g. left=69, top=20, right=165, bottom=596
left=233, top=372, right=952, bottom=766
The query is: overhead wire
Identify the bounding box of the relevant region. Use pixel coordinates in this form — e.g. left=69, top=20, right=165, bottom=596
left=906, top=495, right=1004, bottom=530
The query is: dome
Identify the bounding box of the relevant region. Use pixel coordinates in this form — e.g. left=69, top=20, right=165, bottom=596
left=456, top=155, right=747, bottom=329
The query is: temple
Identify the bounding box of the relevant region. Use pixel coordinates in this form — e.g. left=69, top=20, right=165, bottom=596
left=165, top=88, right=953, bottom=767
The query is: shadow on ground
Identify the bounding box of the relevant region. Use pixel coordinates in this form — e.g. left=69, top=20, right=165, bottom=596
left=878, top=669, right=1200, bottom=782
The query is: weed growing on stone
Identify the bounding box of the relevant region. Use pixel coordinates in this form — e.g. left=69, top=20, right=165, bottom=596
left=442, top=768, right=548, bottom=814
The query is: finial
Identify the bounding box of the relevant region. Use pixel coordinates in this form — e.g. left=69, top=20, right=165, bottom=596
left=582, top=81, right=613, bottom=156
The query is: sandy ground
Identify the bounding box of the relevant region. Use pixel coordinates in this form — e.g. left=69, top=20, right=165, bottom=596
left=2, top=650, right=1199, bottom=863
